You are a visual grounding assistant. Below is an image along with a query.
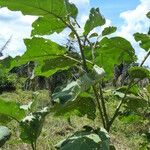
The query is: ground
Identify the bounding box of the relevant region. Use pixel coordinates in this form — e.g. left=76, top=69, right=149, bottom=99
left=0, top=90, right=149, bottom=150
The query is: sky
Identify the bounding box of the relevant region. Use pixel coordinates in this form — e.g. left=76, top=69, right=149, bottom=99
left=0, top=0, right=149, bottom=66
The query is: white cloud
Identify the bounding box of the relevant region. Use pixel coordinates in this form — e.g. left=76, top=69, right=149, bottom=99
left=117, top=0, right=150, bottom=66
left=0, top=8, right=36, bottom=57
left=69, top=0, right=89, bottom=8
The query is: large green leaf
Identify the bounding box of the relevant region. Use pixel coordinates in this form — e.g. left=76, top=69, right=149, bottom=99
left=128, top=66, right=150, bottom=79
left=102, top=26, right=117, bottom=36
left=84, top=8, right=105, bottom=35
left=55, top=127, right=110, bottom=150
left=10, top=37, right=72, bottom=77
left=54, top=93, right=96, bottom=120
left=95, top=37, right=136, bottom=78
left=52, top=65, right=105, bottom=104
left=35, top=56, right=77, bottom=77
left=0, top=0, right=78, bottom=36
left=0, top=98, right=25, bottom=121
left=19, top=107, right=49, bottom=144
left=10, top=37, right=77, bottom=77
left=31, top=0, right=78, bottom=36
left=32, top=16, right=66, bottom=36
left=0, top=126, right=11, bottom=147
left=22, top=37, right=65, bottom=61
left=134, top=33, right=150, bottom=51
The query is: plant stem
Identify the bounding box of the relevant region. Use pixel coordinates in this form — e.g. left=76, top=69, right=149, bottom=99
left=93, top=86, right=106, bottom=128
left=68, top=24, right=88, bottom=72
left=108, top=80, right=133, bottom=131
left=99, top=84, right=109, bottom=130
left=140, top=50, right=150, bottom=67
left=31, top=142, right=36, bottom=150
left=91, top=34, right=102, bottom=63
left=84, top=34, right=109, bottom=129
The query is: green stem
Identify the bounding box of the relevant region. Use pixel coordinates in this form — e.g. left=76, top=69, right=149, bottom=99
left=84, top=34, right=108, bottom=129
left=99, top=84, right=109, bottom=129
left=93, top=86, right=106, bottom=128
left=108, top=80, right=134, bottom=131
left=91, top=34, right=102, bottom=63
left=31, top=142, right=36, bottom=150
left=68, top=24, right=88, bottom=72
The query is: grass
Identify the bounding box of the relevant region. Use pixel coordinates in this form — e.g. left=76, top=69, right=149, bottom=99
left=0, top=89, right=149, bottom=150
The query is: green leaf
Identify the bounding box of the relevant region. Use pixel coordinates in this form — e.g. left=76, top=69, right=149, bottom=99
left=146, top=84, right=150, bottom=93
left=128, top=66, right=150, bottom=79
left=32, top=17, right=66, bottom=36
left=102, top=26, right=117, bottom=36
left=89, top=33, right=98, bottom=38
left=19, top=107, right=49, bottom=144
left=54, top=93, right=96, bottom=120
left=134, top=33, right=150, bottom=51
left=35, top=56, right=77, bottom=77
left=0, top=56, right=12, bottom=69
left=124, top=96, right=147, bottom=111
left=31, top=0, right=78, bottom=36
left=116, top=85, right=140, bottom=96
left=119, top=114, right=143, bottom=124
left=55, top=127, right=110, bottom=150
left=0, top=56, right=13, bottom=73
left=52, top=65, right=105, bottom=104
left=0, top=0, right=78, bottom=36
left=23, top=37, right=66, bottom=61
left=53, top=81, right=81, bottom=104
left=77, top=65, right=105, bottom=91
left=0, top=126, right=11, bottom=147
left=0, top=114, right=12, bottom=125
left=10, top=37, right=68, bottom=75
left=0, top=98, right=25, bottom=121
left=96, top=37, right=136, bottom=78
left=146, top=11, right=150, bottom=19
left=84, top=8, right=105, bottom=35
left=11, top=38, right=77, bottom=78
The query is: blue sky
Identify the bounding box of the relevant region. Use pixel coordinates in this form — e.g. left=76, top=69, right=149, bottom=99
left=0, top=0, right=149, bottom=66
left=91, top=0, right=140, bottom=26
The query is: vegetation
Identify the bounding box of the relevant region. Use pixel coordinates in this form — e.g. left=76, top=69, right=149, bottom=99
left=0, top=0, right=149, bottom=149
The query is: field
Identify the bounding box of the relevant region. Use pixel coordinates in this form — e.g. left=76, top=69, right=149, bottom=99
left=0, top=89, right=149, bottom=150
